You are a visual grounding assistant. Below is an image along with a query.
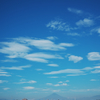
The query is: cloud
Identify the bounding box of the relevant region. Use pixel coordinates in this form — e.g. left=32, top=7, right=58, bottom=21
left=58, top=81, right=63, bottom=83
left=47, top=64, right=59, bottom=67
left=15, top=80, right=37, bottom=84
left=46, top=20, right=75, bottom=31
left=0, top=42, right=31, bottom=58
left=46, top=36, right=58, bottom=40
left=68, top=8, right=83, bottom=14
left=68, top=55, right=83, bottom=63
left=1, top=65, right=31, bottom=70
left=49, top=76, right=58, bottom=78
left=94, top=66, right=100, bottom=68
left=67, top=33, right=80, bottom=36
left=36, top=69, right=43, bottom=71
left=91, top=69, right=100, bottom=73
left=66, top=80, right=70, bottom=82
left=0, top=71, right=11, bottom=77
left=62, top=83, right=67, bottom=86
left=14, top=37, right=74, bottom=51
left=3, top=88, right=10, bottom=90
left=87, top=52, right=100, bottom=61
left=1, top=59, right=18, bottom=62
left=67, top=73, right=86, bottom=76
left=44, top=69, right=84, bottom=75
left=90, top=79, right=96, bottom=81
left=24, top=53, right=63, bottom=63
left=0, top=80, right=8, bottom=83
left=54, top=84, right=60, bottom=86
left=52, top=90, right=60, bottom=92
left=46, top=83, right=53, bottom=86
left=76, top=18, right=94, bottom=27
left=91, top=27, right=100, bottom=35
left=82, top=67, right=94, bottom=70
left=23, top=86, right=35, bottom=90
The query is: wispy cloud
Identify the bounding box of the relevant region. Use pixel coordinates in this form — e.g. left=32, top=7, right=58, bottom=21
left=49, top=76, right=59, bottom=78
left=1, top=65, right=31, bottom=70
left=91, top=69, right=100, bottom=73
left=44, top=69, right=84, bottom=75
left=0, top=71, right=11, bottom=77
left=15, top=37, right=74, bottom=51
left=68, top=55, right=83, bottom=63
left=0, top=42, right=31, bottom=58
left=68, top=8, right=83, bottom=14
left=3, top=88, right=10, bottom=90
left=0, top=80, right=8, bottom=83
left=35, top=69, right=43, bottom=71
left=87, top=52, right=100, bottom=61
left=46, top=83, right=53, bottom=86
left=1, top=59, right=18, bottom=62
left=76, top=18, right=94, bottom=27
left=46, top=20, right=76, bottom=31
left=24, top=53, right=63, bottom=63
left=23, top=86, right=35, bottom=90
left=90, top=79, right=97, bottom=81
left=67, top=33, right=80, bottom=36
left=91, top=27, right=100, bottom=36
left=47, top=64, right=59, bottom=67
left=15, top=80, right=37, bottom=84
left=46, top=36, right=58, bottom=40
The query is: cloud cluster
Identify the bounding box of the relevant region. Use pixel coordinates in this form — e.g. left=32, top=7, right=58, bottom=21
left=46, top=20, right=75, bottom=31
left=76, top=18, right=94, bottom=27
left=68, top=8, right=83, bottom=14
left=0, top=37, right=74, bottom=63
left=87, top=52, right=100, bottom=61
left=23, top=86, right=35, bottom=90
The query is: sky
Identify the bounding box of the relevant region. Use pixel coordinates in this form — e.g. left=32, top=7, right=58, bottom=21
left=0, top=0, right=100, bottom=99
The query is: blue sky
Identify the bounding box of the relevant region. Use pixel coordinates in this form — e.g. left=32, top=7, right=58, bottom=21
left=0, top=0, right=100, bottom=99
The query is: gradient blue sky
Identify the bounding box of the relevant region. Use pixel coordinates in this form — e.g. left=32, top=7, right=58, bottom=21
left=0, top=0, right=100, bottom=99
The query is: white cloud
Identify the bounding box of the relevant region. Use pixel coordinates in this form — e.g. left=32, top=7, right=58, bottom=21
left=76, top=18, right=94, bottom=27
left=90, top=79, right=96, bottom=81
left=0, top=80, right=8, bottom=83
left=67, top=33, right=80, bottom=36
left=67, top=73, right=86, bottom=76
left=0, top=71, right=11, bottom=77
left=49, top=76, right=58, bottom=78
left=68, top=8, right=83, bottom=14
left=15, top=37, right=74, bottom=51
left=68, top=55, right=83, bottom=63
left=82, top=67, right=94, bottom=70
left=23, top=86, right=34, bottom=90
left=46, top=36, right=58, bottom=40
left=15, top=80, right=37, bottom=84
left=1, top=59, right=17, bottom=62
left=66, top=80, right=70, bottom=82
left=87, top=52, right=100, bottom=61
left=24, top=53, right=63, bottom=63
left=46, top=20, right=75, bottom=31
left=0, top=42, right=31, bottom=58
left=44, top=69, right=84, bottom=75
left=52, top=90, right=60, bottom=92
left=61, top=83, right=67, bottom=86
left=91, top=27, right=100, bottom=35
left=46, top=83, right=53, bottom=86
left=1, top=65, right=31, bottom=70
left=47, top=64, right=59, bottom=67
left=54, top=84, right=60, bottom=86
left=3, top=88, right=10, bottom=90
left=94, top=66, right=100, bottom=68
left=36, top=69, right=43, bottom=71
left=58, top=81, right=63, bottom=83
left=91, top=69, right=100, bottom=73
